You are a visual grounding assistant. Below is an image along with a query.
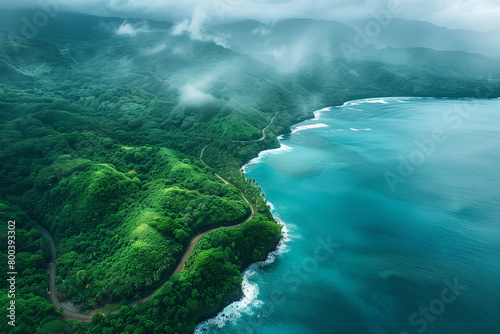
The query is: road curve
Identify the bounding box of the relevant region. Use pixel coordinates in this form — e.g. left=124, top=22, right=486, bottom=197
left=39, top=111, right=274, bottom=320
left=130, top=188, right=255, bottom=307
left=37, top=224, right=94, bottom=322
left=39, top=149, right=257, bottom=321
left=256, top=112, right=278, bottom=142
left=237, top=112, right=278, bottom=143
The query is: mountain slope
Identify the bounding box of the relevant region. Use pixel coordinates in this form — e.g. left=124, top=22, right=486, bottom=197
left=209, top=18, right=500, bottom=106
left=369, top=18, right=500, bottom=60
left=0, top=13, right=297, bottom=333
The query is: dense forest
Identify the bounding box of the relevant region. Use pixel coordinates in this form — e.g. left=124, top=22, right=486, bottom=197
left=1, top=10, right=499, bottom=334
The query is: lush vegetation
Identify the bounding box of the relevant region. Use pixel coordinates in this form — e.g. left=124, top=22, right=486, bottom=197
left=88, top=215, right=281, bottom=333
left=0, top=10, right=499, bottom=334
left=0, top=203, right=60, bottom=333
left=0, top=15, right=294, bottom=333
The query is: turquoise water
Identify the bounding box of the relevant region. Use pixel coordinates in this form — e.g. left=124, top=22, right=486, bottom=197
left=195, top=98, right=500, bottom=334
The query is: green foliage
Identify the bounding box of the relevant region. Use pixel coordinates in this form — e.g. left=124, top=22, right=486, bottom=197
left=0, top=203, right=59, bottom=334
left=87, top=215, right=281, bottom=334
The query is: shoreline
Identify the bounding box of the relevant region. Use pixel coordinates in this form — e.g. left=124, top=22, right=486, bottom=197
left=191, top=95, right=500, bottom=331
left=193, top=103, right=326, bottom=332
left=40, top=95, right=499, bottom=329
left=194, top=215, right=290, bottom=333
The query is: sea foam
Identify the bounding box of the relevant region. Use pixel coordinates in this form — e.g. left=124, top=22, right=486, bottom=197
left=194, top=216, right=290, bottom=333
left=292, top=123, right=330, bottom=134
left=339, top=97, right=399, bottom=108
left=313, top=107, right=331, bottom=120
left=349, top=128, right=373, bottom=131
left=362, top=98, right=389, bottom=104
left=241, top=144, right=292, bottom=173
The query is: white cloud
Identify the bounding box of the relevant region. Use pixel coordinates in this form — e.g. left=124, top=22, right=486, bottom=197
left=172, top=19, right=189, bottom=35
left=188, top=6, right=209, bottom=40
left=171, top=6, right=229, bottom=47
left=171, top=7, right=207, bottom=39
left=116, top=21, right=150, bottom=36
left=180, top=84, right=214, bottom=105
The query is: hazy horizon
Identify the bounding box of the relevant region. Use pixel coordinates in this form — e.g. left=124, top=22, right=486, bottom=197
left=1, top=0, right=500, bottom=32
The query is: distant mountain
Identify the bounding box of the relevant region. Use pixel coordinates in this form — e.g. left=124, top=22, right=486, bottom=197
left=1, top=12, right=498, bottom=110
left=210, top=18, right=500, bottom=73
left=0, top=11, right=315, bottom=129
left=0, top=31, right=70, bottom=84
left=366, top=18, right=500, bottom=60
left=209, top=19, right=357, bottom=70
left=209, top=18, right=500, bottom=105
left=364, top=47, right=500, bottom=79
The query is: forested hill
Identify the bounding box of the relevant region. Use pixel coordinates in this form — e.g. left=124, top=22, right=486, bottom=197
left=0, top=10, right=499, bottom=334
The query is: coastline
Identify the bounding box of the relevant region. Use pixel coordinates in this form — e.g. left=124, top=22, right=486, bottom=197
left=194, top=215, right=289, bottom=333
left=39, top=96, right=500, bottom=331
left=193, top=100, right=368, bottom=332
left=39, top=109, right=291, bottom=325
left=191, top=95, right=500, bottom=332
left=193, top=103, right=323, bottom=332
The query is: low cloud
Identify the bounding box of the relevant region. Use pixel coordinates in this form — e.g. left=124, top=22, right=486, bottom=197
left=172, top=19, right=189, bottom=36
left=171, top=6, right=207, bottom=40
left=171, top=6, right=229, bottom=47
left=116, top=21, right=150, bottom=36
left=179, top=84, right=214, bottom=105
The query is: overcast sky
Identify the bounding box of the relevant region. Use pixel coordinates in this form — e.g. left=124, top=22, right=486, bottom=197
left=4, top=0, right=500, bottom=32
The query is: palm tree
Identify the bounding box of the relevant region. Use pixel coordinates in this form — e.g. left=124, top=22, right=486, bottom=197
left=145, top=278, right=153, bottom=287
left=134, top=280, right=143, bottom=290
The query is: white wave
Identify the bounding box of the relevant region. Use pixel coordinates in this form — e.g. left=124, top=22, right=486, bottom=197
left=349, top=128, right=373, bottom=131
left=313, top=107, right=331, bottom=120
left=362, top=98, right=389, bottom=104
left=193, top=271, right=262, bottom=332
left=241, top=144, right=293, bottom=173
left=194, top=217, right=290, bottom=333
left=339, top=97, right=398, bottom=107
left=338, top=96, right=435, bottom=108
left=340, top=101, right=360, bottom=107
left=292, top=123, right=330, bottom=134
left=342, top=97, right=388, bottom=106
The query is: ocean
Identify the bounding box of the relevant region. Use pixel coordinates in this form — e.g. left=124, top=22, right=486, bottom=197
left=195, top=97, right=500, bottom=334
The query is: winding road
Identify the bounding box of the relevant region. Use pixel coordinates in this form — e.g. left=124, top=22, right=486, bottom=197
left=38, top=224, right=96, bottom=321
left=39, top=112, right=276, bottom=321
left=239, top=112, right=278, bottom=143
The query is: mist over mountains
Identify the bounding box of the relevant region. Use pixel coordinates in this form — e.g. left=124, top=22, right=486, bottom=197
left=1, top=10, right=499, bottom=110
left=368, top=18, right=500, bottom=60
left=209, top=17, right=500, bottom=67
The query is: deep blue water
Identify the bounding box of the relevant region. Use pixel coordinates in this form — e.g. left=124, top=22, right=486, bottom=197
left=195, top=97, right=500, bottom=334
